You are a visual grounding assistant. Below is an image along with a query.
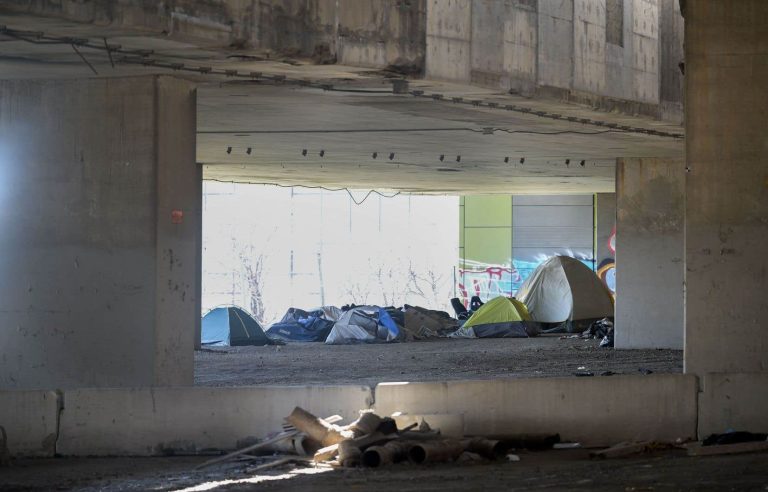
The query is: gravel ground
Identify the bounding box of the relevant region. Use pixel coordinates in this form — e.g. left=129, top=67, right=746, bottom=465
left=4, top=450, right=768, bottom=492
left=195, top=335, right=682, bottom=387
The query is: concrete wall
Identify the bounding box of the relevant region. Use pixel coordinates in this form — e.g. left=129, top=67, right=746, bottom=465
left=1, top=0, right=426, bottom=72
left=615, top=157, right=683, bottom=349
left=698, top=373, right=768, bottom=438
left=427, top=0, right=683, bottom=121
left=58, top=385, right=372, bottom=456
left=0, top=390, right=60, bottom=457
left=684, top=0, right=768, bottom=377
left=4, top=1, right=682, bottom=118
left=375, top=374, right=698, bottom=446
left=2, top=375, right=701, bottom=457
left=0, top=76, right=199, bottom=390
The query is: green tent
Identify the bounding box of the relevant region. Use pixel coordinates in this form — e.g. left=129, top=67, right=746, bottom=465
left=450, top=296, right=539, bottom=338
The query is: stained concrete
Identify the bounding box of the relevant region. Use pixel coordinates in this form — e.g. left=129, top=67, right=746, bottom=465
left=1, top=0, right=427, bottom=72
left=0, top=390, right=60, bottom=457
left=57, top=385, right=372, bottom=456
left=684, top=0, right=768, bottom=376
left=4, top=374, right=696, bottom=457
left=0, top=76, right=199, bottom=390
left=0, top=10, right=684, bottom=195
left=197, top=84, right=682, bottom=194
left=698, top=372, right=768, bottom=438
left=426, top=0, right=682, bottom=121
left=2, top=1, right=684, bottom=121
left=615, top=157, right=684, bottom=349
left=375, top=374, right=698, bottom=446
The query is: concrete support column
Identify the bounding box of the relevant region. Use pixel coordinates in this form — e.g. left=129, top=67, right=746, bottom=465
left=0, top=76, right=200, bottom=389
left=684, top=1, right=768, bottom=436
left=684, top=0, right=768, bottom=376
left=615, top=157, right=684, bottom=349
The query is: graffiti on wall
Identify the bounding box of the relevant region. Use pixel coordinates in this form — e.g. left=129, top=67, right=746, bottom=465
left=597, top=226, right=616, bottom=293
left=457, top=256, right=599, bottom=306
left=457, top=259, right=548, bottom=306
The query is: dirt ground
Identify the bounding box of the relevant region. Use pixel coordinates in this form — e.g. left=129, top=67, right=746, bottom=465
left=3, top=450, right=768, bottom=491
left=195, top=336, right=682, bottom=387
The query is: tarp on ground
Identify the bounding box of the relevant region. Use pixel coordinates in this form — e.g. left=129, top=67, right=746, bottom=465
left=201, top=306, right=274, bottom=346
left=450, top=296, right=539, bottom=338
left=403, top=305, right=458, bottom=339
left=325, top=306, right=404, bottom=344
left=516, top=256, right=614, bottom=324
left=266, top=308, right=335, bottom=342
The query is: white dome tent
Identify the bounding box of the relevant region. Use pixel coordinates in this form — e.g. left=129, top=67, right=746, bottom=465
left=516, top=256, right=614, bottom=330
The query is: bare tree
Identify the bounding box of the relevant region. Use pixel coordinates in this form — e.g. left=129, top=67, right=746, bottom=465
left=241, top=250, right=266, bottom=325
left=406, top=261, right=446, bottom=307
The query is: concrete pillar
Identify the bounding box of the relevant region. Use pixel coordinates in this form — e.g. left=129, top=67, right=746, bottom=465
left=615, top=157, right=684, bottom=349
left=684, top=1, right=768, bottom=376
left=595, top=192, right=616, bottom=294
left=0, top=76, right=200, bottom=389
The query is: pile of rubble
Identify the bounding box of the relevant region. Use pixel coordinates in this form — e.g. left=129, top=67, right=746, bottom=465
left=196, top=407, right=552, bottom=472
left=195, top=407, right=768, bottom=475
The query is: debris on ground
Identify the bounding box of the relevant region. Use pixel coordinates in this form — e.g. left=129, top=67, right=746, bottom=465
left=684, top=431, right=768, bottom=456
left=580, top=317, right=614, bottom=347
left=194, top=407, right=586, bottom=474
left=590, top=441, right=679, bottom=459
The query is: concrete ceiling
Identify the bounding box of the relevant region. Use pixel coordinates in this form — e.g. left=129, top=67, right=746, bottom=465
left=0, top=10, right=684, bottom=194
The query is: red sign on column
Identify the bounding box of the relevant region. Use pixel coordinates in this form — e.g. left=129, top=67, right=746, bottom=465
left=171, top=209, right=184, bottom=224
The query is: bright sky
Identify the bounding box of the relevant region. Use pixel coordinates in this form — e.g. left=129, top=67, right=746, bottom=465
left=202, top=182, right=459, bottom=325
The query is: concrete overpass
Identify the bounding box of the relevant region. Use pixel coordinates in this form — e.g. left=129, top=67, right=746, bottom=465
left=0, top=0, right=765, bottom=465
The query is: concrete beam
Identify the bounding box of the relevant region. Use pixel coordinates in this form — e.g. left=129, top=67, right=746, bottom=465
left=57, top=385, right=373, bottom=456
left=375, top=374, right=697, bottom=446
left=615, top=157, right=684, bottom=349
left=0, top=390, right=60, bottom=457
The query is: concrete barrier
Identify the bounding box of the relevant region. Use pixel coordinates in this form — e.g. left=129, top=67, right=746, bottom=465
left=58, top=385, right=372, bottom=456
left=698, top=372, right=768, bottom=437
left=0, top=390, right=60, bottom=457
left=375, top=374, right=697, bottom=446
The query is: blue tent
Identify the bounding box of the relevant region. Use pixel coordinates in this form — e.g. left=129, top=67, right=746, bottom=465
left=266, top=308, right=335, bottom=342
left=201, top=307, right=274, bottom=346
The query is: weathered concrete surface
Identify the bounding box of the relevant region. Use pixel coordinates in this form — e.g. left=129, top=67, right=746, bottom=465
left=1, top=0, right=427, bottom=72
left=425, top=0, right=472, bottom=82
left=0, top=390, right=60, bottom=457
left=336, top=0, right=426, bottom=71
left=0, top=76, right=199, bottom=389
left=375, top=374, right=698, bottom=446
left=426, top=0, right=682, bottom=121
left=615, top=157, right=684, bottom=349
left=698, top=372, right=768, bottom=438
left=2, top=1, right=683, bottom=119
left=684, top=1, right=768, bottom=376
left=57, top=385, right=372, bottom=456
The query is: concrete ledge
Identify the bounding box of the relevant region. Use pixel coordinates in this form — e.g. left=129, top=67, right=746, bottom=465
left=58, top=385, right=372, bottom=456
left=375, top=374, right=697, bottom=446
left=0, top=390, right=60, bottom=457
left=698, top=372, right=768, bottom=437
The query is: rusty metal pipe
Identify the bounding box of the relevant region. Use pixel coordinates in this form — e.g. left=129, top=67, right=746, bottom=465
left=408, top=440, right=465, bottom=464
left=463, top=438, right=509, bottom=460
left=338, top=440, right=362, bottom=467
left=362, top=440, right=410, bottom=467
